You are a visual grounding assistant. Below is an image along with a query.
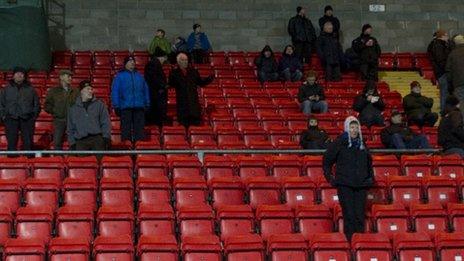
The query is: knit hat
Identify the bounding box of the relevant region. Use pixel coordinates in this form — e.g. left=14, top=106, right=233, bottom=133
left=410, top=81, right=421, bottom=89
left=12, top=66, right=27, bottom=75
left=123, top=56, right=135, bottom=66
left=324, top=5, right=333, bottom=13
left=296, top=6, right=303, bottom=13
left=445, top=95, right=460, bottom=107
left=193, top=23, right=201, bottom=31
left=343, top=116, right=364, bottom=150
left=435, top=29, right=447, bottom=39
left=79, top=80, right=91, bottom=90
left=362, top=24, right=372, bottom=34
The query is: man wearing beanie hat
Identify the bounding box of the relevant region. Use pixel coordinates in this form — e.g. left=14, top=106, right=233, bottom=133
left=446, top=34, right=464, bottom=117
left=148, top=29, right=171, bottom=58
left=67, top=80, right=111, bottom=152
left=380, top=111, right=430, bottom=149
left=0, top=66, right=40, bottom=151
left=187, top=23, right=212, bottom=64
left=288, top=5, right=317, bottom=64
left=403, top=81, right=438, bottom=127
left=318, top=5, right=341, bottom=38
left=299, top=117, right=330, bottom=149
left=438, top=96, right=464, bottom=157
left=427, top=29, right=450, bottom=114
left=111, top=55, right=150, bottom=142
left=144, top=47, right=168, bottom=127
left=351, top=24, right=381, bottom=81
left=45, top=69, right=80, bottom=150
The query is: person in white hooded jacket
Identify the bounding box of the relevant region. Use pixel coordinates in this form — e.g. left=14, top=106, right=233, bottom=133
left=323, top=116, right=375, bottom=241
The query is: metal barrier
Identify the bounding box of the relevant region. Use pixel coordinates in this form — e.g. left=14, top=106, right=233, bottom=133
left=0, top=149, right=442, bottom=162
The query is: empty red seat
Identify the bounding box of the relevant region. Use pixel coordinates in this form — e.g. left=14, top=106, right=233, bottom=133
left=217, top=204, right=254, bottom=240
left=333, top=204, right=371, bottom=234
left=135, top=155, right=168, bottom=178
left=372, top=155, right=401, bottom=178
left=74, top=51, right=93, bottom=68
left=448, top=203, right=464, bottom=232
left=245, top=177, right=281, bottom=209
left=267, top=233, right=308, bottom=261
left=401, top=154, right=433, bottom=178
left=435, top=232, right=464, bottom=261
left=0, top=179, right=21, bottom=213
left=237, top=156, right=268, bottom=179
left=281, top=177, right=316, bottom=209
left=137, top=235, right=179, bottom=261
left=173, top=177, right=207, bottom=208
left=388, top=176, right=422, bottom=207
left=97, top=206, right=134, bottom=239
left=256, top=205, right=294, bottom=241
left=209, top=176, right=244, bottom=208
left=56, top=206, right=94, bottom=241
left=66, top=156, right=99, bottom=181
left=62, top=178, right=97, bottom=210
left=224, top=234, right=264, bottom=261
left=378, top=54, right=395, bottom=70
left=48, top=237, right=90, bottom=261
left=15, top=206, right=53, bottom=244
left=3, top=238, right=46, bottom=261
left=101, top=156, right=133, bottom=179
left=136, top=176, right=170, bottom=206
left=24, top=178, right=59, bottom=209
left=137, top=204, right=175, bottom=236
left=100, top=177, right=134, bottom=208
left=169, top=156, right=202, bottom=179
left=435, top=155, right=463, bottom=179
left=316, top=177, right=339, bottom=208
left=31, top=156, right=65, bottom=182
left=302, top=155, right=324, bottom=181
left=203, top=155, right=236, bottom=180
left=371, top=204, right=410, bottom=239
left=93, top=235, right=135, bottom=261
left=423, top=176, right=458, bottom=205
left=178, top=205, right=214, bottom=238
left=0, top=206, right=12, bottom=245
left=410, top=203, right=448, bottom=236
left=393, top=232, right=435, bottom=261
left=309, top=233, right=350, bottom=261
left=269, top=155, right=301, bottom=179
left=181, top=235, right=222, bottom=261
left=0, top=156, right=29, bottom=182
left=366, top=176, right=388, bottom=207
left=351, top=233, right=392, bottom=261
left=296, top=204, right=333, bottom=239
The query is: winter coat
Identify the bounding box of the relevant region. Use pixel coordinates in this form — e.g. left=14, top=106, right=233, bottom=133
left=187, top=32, right=212, bottom=52
left=0, top=80, right=40, bottom=120
left=403, top=93, right=434, bottom=119
left=317, top=31, right=343, bottom=65
left=279, top=53, right=302, bottom=73
left=297, top=83, right=326, bottom=103
left=427, top=38, right=450, bottom=79
left=168, top=67, right=214, bottom=124
left=287, top=15, right=317, bottom=43
left=438, top=107, right=464, bottom=150
left=148, top=36, right=172, bottom=55
left=318, top=15, right=340, bottom=35
left=144, top=58, right=167, bottom=93
left=67, top=96, right=111, bottom=146
left=446, top=45, right=464, bottom=89
left=300, top=127, right=329, bottom=149
left=45, top=85, right=80, bottom=120
left=172, top=37, right=188, bottom=53
left=352, top=34, right=381, bottom=64
left=353, top=92, right=385, bottom=122
left=111, top=70, right=151, bottom=110
left=380, top=123, right=416, bottom=148
left=254, top=45, right=278, bottom=74
left=323, top=133, right=374, bottom=188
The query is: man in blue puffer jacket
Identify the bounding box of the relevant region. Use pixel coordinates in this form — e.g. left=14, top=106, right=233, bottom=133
left=111, top=56, right=150, bottom=142
left=187, top=23, right=212, bottom=64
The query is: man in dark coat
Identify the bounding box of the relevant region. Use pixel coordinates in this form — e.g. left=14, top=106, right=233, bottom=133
left=352, top=24, right=381, bottom=81
left=254, top=45, right=279, bottom=83
left=353, top=81, right=385, bottom=127
left=380, top=111, right=430, bottom=149
left=279, top=45, right=303, bottom=82
left=318, top=5, right=341, bottom=38
left=169, top=53, right=214, bottom=128
left=438, top=96, right=464, bottom=157
left=317, top=21, right=343, bottom=81
left=287, top=6, right=317, bottom=64
left=144, top=47, right=168, bottom=127
left=446, top=35, right=464, bottom=117
left=427, top=29, right=450, bottom=114
left=403, top=81, right=438, bottom=127
left=300, top=117, right=330, bottom=149
left=0, top=67, right=40, bottom=151
left=297, top=71, right=328, bottom=115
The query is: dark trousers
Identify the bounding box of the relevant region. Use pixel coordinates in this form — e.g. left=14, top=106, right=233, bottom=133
left=148, top=90, right=168, bottom=127
left=4, top=117, right=35, bottom=151
left=408, top=112, right=438, bottom=127
left=75, top=135, right=106, bottom=151
left=121, top=108, right=145, bottom=142
left=191, top=49, right=208, bottom=64
left=360, top=112, right=384, bottom=127
left=293, top=41, right=312, bottom=64
left=258, top=70, right=279, bottom=83
left=179, top=116, right=201, bottom=129
left=53, top=119, right=67, bottom=150
left=360, top=62, right=378, bottom=81
left=337, top=185, right=367, bottom=241
left=325, top=63, right=342, bottom=81
left=390, top=133, right=430, bottom=149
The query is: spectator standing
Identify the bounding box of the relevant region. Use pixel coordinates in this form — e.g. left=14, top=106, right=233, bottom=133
left=446, top=34, right=464, bottom=117
left=318, top=5, right=341, bottom=38
left=352, top=24, right=381, bottom=81
left=288, top=6, right=316, bottom=64
left=317, top=21, right=343, bottom=81
left=148, top=29, right=171, bottom=59
left=187, top=24, right=212, bottom=64
left=145, top=48, right=168, bottom=127
left=438, top=96, right=464, bottom=157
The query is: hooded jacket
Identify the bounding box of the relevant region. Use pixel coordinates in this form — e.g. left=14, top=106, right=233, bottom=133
left=323, top=116, right=374, bottom=188
left=279, top=46, right=302, bottom=73
left=254, top=45, right=279, bottom=74
left=111, top=69, right=151, bottom=110
left=148, top=36, right=172, bottom=56
left=287, top=14, right=317, bottom=43
left=0, top=80, right=40, bottom=120
left=438, top=107, right=464, bottom=150
left=187, top=32, right=212, bottom=52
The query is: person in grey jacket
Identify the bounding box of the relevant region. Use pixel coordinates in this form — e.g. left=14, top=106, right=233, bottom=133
left=0, top=67, right=40, bottom=151
left=67, top=80, right=111, bottom=151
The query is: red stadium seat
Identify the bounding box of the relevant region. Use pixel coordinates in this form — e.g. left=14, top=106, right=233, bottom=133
left=316, top=177, right=339, bottom=208
left=351, top=233, right=392, bottom=261
left=378, top=54, right=395, bottom=70
left=24, top=178, right=59, bottom=209
left=49, top=237, right=90, bottom=261
left=173, top=177, right=208, bottom=208
left=136, top=176, right=171, bottom=206
left=209, top=177, right=244, bottom=208
left=309, top=233, right=350, bottom=261
left=66, top=156, right=99, bottom=181
left=448, top=203, right=464, bottom=232
left=31, top=156, right=64, bottom=182
left=101, top=156, right=133, bottom=179
left=410, top=203, right=449, bottom=236
left=177, top=205, right=215, bottom=238
left=401, top=154, right=433, bottom=178
left=137, top=235, right=179, bottom=261
left=281, top=176, right=316, bottom=209
left=267, top=234, right=308, bottom=261
left=216, top=204, right=254, bottom=240
left=168, top=155, right=202, bottom=179
left=388, top=176, right=422, bottom=207
left=0, top=206, right=12, bottom=245
left=135, top=155, right=168, bottom=178
left=423, top=176, right=458, bottom=205
left=15, top=206, right=53, bottom=244
left=93, top=235, right=134, bottom=261
left=371, top=204, right=410, bottom=239
left=245, top=177, right=281, bottom=209
left=56, top=206, right=94, bottom=241
left=137, top=204, right=175, bottom=236
left=435, top=155, right=464, bottom=179
left=0, top=179, right=21, bottom=213
left=302, top=155, right=324, bottom=181
left=396, top=53, right=414, bottom=70
left=393, top=232, right=435, bottom=261
left=224, top=234, right=264, bottom=261
left=97, top=206, right=134, bottom=239
left=256, top=204, right=294, bottom=241
left=100, top=177, right=134, bottom=208
left=269, top=155, right=301, bottom=179
left=296, top=204, right=333, bottom=239
left=372, top=154, right=401, bottom=178
left=366, top=176, right=388, bottom=207
left=435, top=232, right=464, bottom=261
left=203, top=155, right=236, bottom=180
left=0, top=156, right=29, bottom=182
left=74, top=51, right=93, bottom=69
left=238, top=157, right=268, bottom=179
left=62, top=178, right=97, bottom=210
left=3, top=238, right=46, bottom=261
left=181, top=235, right=222, bottom=261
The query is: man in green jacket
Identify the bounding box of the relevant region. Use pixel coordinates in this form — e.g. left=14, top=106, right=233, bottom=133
left=148, top=29, right=171, bottom=58
left=45, top=69, right=80, bottom=150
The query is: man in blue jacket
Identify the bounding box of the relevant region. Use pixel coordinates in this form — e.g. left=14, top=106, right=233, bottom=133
left=187, top=23, right=212, bottom=64
left=111, top=56, right=150, bottom=142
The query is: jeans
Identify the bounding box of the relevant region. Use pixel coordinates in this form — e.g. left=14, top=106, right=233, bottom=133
left=391, top=133, right=430, bottom=149
left=258, top=70, right=279, bottom=83
left=337, top=185, right=367, bottom=241
left=4, top=117, right=35, bottom=151
left=120, top=108, right=146, bottom=142
left=438, top=75, right=449, bottom=114
left=282, top=68, right=303, bottom=82
left=300, top=100, right=329, bottom=115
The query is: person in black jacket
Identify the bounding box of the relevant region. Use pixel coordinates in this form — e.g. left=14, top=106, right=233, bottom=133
left=300, top=117, right=330, bottom=149
left=317, top=21, right=343, bottom=81
left=351, top=24, right=381, bottom=81
left=353, top=81, right=385, bottom=127
left=168, top=53, right=214, bottom=128
left=318, top=5, right=341, bottom=38
left=403, top=81, right=438, bottom=127
left=279, top=45, right=303, bottom=82
left=427, top=30, right=450, bottom=114
left=254, top=45, right=279, bottom=83
left=438, top=96, right=464, bottom=157
left=380, top=111, right=430, bottom=149
left=297, top=71, right=328, bottom=115
left=145, top=48, right=168, bottom=127
left=323, top=116, right=374, bottom=241
left=0, top=67, right=40, bottom=151
left=287, top=6, right=317, bottom=64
